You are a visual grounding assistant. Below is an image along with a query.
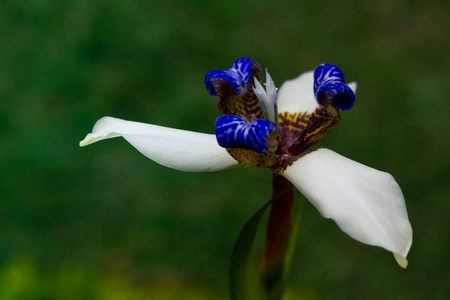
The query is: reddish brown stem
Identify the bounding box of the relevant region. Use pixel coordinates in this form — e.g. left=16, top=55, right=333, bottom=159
left=261, top=173, right=294, bottom=286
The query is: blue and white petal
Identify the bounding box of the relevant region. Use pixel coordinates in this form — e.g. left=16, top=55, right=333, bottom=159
left=314, top=64, right=355, bottom=110
left=205, top=70, right=244, bottom=97
left=80, top=117, right=239, bottom=172
left=277, top=69, right=357, bottom=115
left=282, top=148, right=413, bottom=268
left=215, top=115, right=278, bottom=153
left=316, top=81, right=355, bottom=110
left=205, top=57, right=261, bottom=97
left=313, top=64, right=346, bottom=94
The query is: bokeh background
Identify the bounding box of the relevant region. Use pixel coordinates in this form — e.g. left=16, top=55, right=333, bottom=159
left=1, top=0, right=449, bottom=299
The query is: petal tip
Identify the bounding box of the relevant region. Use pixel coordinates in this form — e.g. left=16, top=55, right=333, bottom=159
left=348, top=81, right=358, bottom=93
left=282, top=148, right=413, bottom=269
left=79, top=134, right=95, bottom=147
left=79, top=131, right=121, bottom=147
left=316, top=81, right=355, bottom=110
left=394, top=252, right=408, bottom=269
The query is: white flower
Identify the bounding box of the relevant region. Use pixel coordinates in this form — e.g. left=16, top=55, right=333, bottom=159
left=80, top=60, right=412, bottom=268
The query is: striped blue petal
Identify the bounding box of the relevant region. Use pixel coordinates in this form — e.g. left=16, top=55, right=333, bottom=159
left=205, top=57, right=261, bottom=97
left=230, top=57, right=258, bottom=90
left=215, top=115, right=278, bottom=153
left=314, top=64, right=345, bottom=94
left=205, top=70, right=243, bottom=97
left=314, top=64, right=355, bottom=111
left=316, top=81, right=355, bottom=111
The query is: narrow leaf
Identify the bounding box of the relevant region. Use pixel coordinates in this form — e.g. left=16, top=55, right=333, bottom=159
left=266, top=197, right=304, bottom=300
left=230, top=201, right=270, bottom=300
left=230, top=186, right=295, bottom=300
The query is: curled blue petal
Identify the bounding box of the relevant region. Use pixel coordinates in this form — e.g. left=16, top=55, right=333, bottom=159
left=316, top=81, right=355, bottom=111
left=205, top=70, right=243, bottom=97
left=230, top=57, right=259, bottom=89
left=205, top=57, right=261, bottom=97
left=314, top=63, right=355, bottom=110
left=314, top=64, right=345, bottom=95
left=215, top=115, right=278, bottom=153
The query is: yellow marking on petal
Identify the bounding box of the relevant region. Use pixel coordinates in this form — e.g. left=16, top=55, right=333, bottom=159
left=286, top=105, right=340, bottom=155
left=226, top=148, right=275, bottom=167
left=278, top=111, right=311, bottom=150
left=225, top=130, right=280, bottom=167
left=218, top=91, right=265, bottom=123
left=215, top=67, right=264, bottom=123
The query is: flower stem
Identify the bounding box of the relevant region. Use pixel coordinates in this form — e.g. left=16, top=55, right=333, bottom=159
left=261, top=173, right=294, bottom=288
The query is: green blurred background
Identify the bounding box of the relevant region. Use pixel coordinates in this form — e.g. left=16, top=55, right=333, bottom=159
left=1, top=0, right=448, bottom=299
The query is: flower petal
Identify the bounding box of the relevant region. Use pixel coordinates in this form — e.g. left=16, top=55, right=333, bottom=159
left=282, top=148, right=412, bottom=268
left=277, top=70, right=317, bottom=115
left=277, top=70, right=357, bottom=115
left=253, top=70, right=278, bottom=123
left=205, top=58, right=264, bottom=122
left=80, top=117, right=240, bottom=172
left=314, top=64, right=355, bottom=111
left=313, top=63, right=346, bottom=94
left=316, top=81, right=356, bottom=111
left=215, top=115, right=279, bottom=153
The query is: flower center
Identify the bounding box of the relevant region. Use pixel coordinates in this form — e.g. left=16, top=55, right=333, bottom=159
left=205, top=58, right=356, bottom=169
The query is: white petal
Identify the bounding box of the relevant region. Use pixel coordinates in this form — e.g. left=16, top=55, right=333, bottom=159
left=253, top=76, right=268, bottom=100
left=348, top=81, right=357, bottom=94
left=80, top=117, right=239, bottom=172
left=253, top=71, right=277, bottom=123
left=264, top=69, right=277, bottom=101
left=277, top=70, right=357, bottom=114
left=277, top=70, right=317, bottom=114
left=283, top=148, right=412, bottom=268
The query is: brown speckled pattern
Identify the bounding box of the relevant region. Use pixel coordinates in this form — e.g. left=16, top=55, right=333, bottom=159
left=285, top=105, right=340, bottom=157
left=217, top=88, right=265, bottom=123
left=278, top=111, right=310, bottom=150
left=226, top=130, right=280, bottom=167
left=216, top=73, right=265, bottom=122
left=227, top=148, right=276, bottom=168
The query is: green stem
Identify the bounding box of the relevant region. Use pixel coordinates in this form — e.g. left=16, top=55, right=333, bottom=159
left=261, top=173, right=294, bottom=289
